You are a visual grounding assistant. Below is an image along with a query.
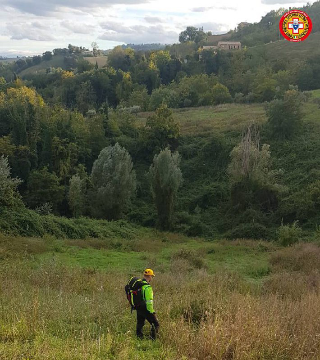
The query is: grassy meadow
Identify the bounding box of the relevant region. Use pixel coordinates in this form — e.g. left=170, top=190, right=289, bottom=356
left=1, top=229, right=320, bottom=360
left=85, top=56, right=108, bottom=68
left=19, top=56, right=67, bottom=76
left=249, top=31, right=320, bottom=62
left=2, top=92, right=320, bottom=359
left=137, top=103, right=266, bottom=136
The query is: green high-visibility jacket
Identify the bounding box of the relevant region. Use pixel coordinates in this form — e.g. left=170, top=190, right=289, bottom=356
left=141, top=280, right=155, bottom=314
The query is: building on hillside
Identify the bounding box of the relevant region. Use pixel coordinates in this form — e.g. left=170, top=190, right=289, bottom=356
left=218, top=41, right=241, bottom=50
left=203, top=45, right=218, bottom=51
left=199, top=41, right=241, bottom=59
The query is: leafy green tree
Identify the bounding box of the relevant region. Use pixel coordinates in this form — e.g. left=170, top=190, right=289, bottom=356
left=0, top=86, right=44, bottom=159
left=149, top=51, right=181, bottom=84
left=149, top=87, right=179, bottom=110
left=77, top=59, right=94, bottom=73
left=266, top=89, right=303, bottom=139
left=107, top=46, right=134, bottom=71
left=91, top=42, right=100, bottom=57
left=0, top=77, right=6, bottom=92
left=0, top=136, right=15, bottom=157
left=68, top=174, right=86, bottom=217
left=145, top=104, right=180, bottom=152
left=149, top=148, right=183, bottom=230
left=228, top=125, right=283, bottom=212
left=76, top=81, right=96, bottom=114
left=11, top=145, right=31, bottom=184
left=132, top=61, right=160, bottom=94
left=42, top=51, right=53, bottom=61
left=25, top=167, right=64, bottom=211
left=127, top=86, right=150, bottom=111
left=254, top=78, right=277, bottom=102
left=179, top=27, right=206, bottom=43
left=91, top=143, right=136, bottom=219
left=0, top=155, right=22, bottom=208
left=51, top=137, right=78, bottom=182
left=32, top=55, right=42, bottom=65
left=116, top=71, right=133, bottom=102
left=174, top=74, right=217, bottom=107
left=211, top=83, right=232, bottom=105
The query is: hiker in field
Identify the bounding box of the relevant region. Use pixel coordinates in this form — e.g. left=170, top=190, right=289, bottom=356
left=125, top=268, right=159, bottom=340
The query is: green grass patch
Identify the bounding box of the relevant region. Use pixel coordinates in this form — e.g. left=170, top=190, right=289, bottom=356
left=0, top=231, right=274, bottom=281
left=137, top=103, right=266, bottom=136
left=19, top=55, right=66, bottom=76
left=251, top=31, right=320, bottom=62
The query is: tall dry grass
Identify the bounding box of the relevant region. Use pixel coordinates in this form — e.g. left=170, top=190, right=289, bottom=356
left=1, top=247, right=320, bottom=360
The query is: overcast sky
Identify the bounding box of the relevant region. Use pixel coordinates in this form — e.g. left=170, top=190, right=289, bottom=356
left=0, top=0, right=312, bottom=57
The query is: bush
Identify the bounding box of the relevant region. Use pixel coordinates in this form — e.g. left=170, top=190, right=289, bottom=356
left=149, top=87, right=179, bottom=110
left=277, top=221, right=302, bottom=247
left=211, top=83, right=232, bottom=105
left=264, top=271, right=320, bottom=299
left=270, top=243, right=320, bottom=273
left=173, top=211, right=203, bottom=236
left=172, top=249, right=206, bottom=269
left=266, top=89, right=303, bottom=140
left=225, top=222, right=271, bottom=240
left=170, top=299, right=210, bottom=328
left=0, top=207, right=143, bottom=240
left=0, top=156, right=22, bottom=208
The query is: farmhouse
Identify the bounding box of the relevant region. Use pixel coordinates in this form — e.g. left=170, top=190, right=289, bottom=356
left=218, top=41, right=241, bottom=50
left=199, top=41, right=242, bottom=59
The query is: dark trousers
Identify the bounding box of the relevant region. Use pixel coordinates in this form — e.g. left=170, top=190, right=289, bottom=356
left=136, top=310, right=159, bottom=340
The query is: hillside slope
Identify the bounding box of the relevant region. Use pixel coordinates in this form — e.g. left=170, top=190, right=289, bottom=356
left=248, top=31, right=320, bottom=62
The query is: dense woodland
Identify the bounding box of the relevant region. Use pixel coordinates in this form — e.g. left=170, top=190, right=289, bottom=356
left=1, top=2, right=320, bottom=241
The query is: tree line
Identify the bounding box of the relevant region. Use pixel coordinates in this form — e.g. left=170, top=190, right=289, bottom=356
left=0, top=75, right=309, bottom=238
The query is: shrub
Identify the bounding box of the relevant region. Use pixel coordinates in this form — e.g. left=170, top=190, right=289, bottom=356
left=277, top=220, right=302, bottom=246
left=172, top=249, right=206, bottom=269
left=149, top=87, right=179, bottom=110
left=270, top=243, right=320, bottom=273
left=211, top=83, right=232, bottom=105
left=266, top=89, right=303, bottom=139
left=0, top=155, right=22, bottom=208
left=35, top=203, right=53, bottom=215
left=225, top=222, right=271, bottom=240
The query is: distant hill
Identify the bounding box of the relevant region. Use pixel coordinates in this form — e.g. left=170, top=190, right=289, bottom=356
left=229, top=1, right=320, bottom=47
left=122, top=43, right=166, bottom=51
left=0, top=58, right=18, bottom=64
left=19, top=55, right=67, bottom=76
left=18, top=54, right=108, bottom=76
left=250, top=30, right=320, bottom=61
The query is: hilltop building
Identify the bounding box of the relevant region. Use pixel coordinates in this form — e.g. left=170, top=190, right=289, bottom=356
left=200, top=41, right=242, bottom=59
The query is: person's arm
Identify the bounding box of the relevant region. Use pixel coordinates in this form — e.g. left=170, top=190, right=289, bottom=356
left=144, top=285, right=155, bottom=313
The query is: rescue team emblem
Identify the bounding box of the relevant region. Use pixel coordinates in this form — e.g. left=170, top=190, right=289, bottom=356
left=279, top=10, right=312, bottom=42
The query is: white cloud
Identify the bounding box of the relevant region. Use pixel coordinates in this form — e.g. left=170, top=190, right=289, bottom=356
left=191, top=6, right=236, bottom=12
left=0, top=0, right=150, bottom=15
left=0, top=0, right=314, bottom=56
left=144, top=16, right=163, bottom=23
left=6, top=22, right=56, bottom=41
left=61, top=20, right=96, bottom=34
left=99, top=23, right=178, bottom=43
left=261, top=0, right=305, bottom=3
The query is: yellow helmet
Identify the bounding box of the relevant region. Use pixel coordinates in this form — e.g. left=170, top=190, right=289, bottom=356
left=144, top=268, right=155, bottom=277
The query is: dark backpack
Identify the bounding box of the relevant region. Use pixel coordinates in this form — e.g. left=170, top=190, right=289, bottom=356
left=125, top=277, right=146, bottom=310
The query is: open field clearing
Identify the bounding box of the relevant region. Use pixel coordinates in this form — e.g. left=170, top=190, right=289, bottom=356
left=1, top=233, right=320, bottom=359
left=137, top=104, right=267, bottom=136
